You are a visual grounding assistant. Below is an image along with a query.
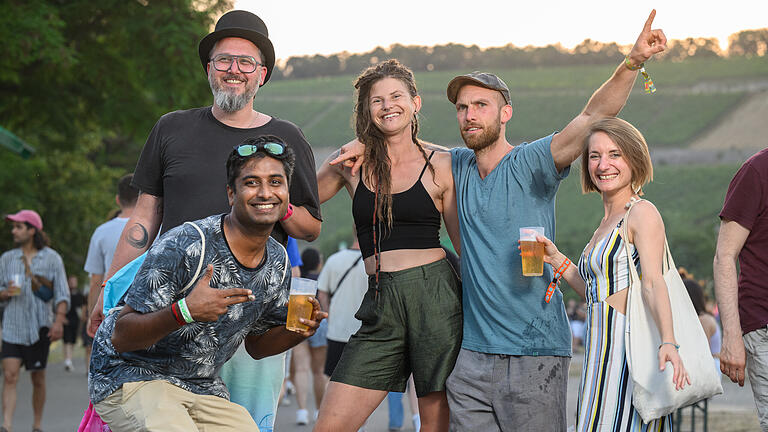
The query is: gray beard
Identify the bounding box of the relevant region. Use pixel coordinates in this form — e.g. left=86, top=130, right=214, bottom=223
left=209, top=73, right=259, bottom=113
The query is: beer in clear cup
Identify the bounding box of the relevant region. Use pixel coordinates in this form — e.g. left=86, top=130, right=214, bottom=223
left=519, top=227, right=545, bottom=277
left=286, top=277, right=317, bottom=332
left=8, top=274, right=22, bottom=296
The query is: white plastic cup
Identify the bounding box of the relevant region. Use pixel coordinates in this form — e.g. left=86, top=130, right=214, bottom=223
left=286, top=278, right=318, bottom=332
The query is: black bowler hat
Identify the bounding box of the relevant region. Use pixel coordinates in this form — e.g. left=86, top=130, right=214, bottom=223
left=198, top=10, right=276, bottom=85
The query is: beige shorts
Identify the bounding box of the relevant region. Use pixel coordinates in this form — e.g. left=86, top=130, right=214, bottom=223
left=94, top=380, right=258, bottom=432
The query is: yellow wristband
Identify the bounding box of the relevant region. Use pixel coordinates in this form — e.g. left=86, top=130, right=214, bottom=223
left=624, top=55, right=643, bottom=71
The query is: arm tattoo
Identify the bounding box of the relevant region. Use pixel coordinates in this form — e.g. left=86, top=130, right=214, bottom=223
left=126, top=224, right=149, bottom=249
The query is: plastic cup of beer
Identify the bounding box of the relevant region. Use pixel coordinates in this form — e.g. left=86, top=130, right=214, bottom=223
left=520, top=227, right=545, bottom=277
left=286, top=277, right=317, bottom=333
left=8, top=274, right=22, bottom=296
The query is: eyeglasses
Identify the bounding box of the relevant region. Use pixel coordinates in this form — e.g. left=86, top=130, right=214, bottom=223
left=235, top=142, right=286, bottom=157
left=210, top=54, right=261, bottom=73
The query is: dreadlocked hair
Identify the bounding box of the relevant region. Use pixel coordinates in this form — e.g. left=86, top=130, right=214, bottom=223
left=353, top=59, right=436, bottom=229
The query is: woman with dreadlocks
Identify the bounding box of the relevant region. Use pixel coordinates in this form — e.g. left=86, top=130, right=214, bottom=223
left=314, top=59, right=461, bottom=432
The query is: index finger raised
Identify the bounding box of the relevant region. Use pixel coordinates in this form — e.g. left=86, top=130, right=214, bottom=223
left=643, top=9, right=656, bottom=32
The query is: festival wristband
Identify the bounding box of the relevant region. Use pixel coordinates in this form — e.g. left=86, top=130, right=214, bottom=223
left=545, top=258, right=572, bottom=304
left=624, top=55, right=643, bottom=71
left=171, top=302, right=186, bottom=326
left=177, top=299, right=195, bottom=324
left=280, top=203, right=294, bottom=222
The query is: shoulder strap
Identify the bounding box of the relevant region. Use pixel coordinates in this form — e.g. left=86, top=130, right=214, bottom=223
left=180, top=221, right=206, bottom=294
left=330, top=254, right=363, bottom=300
left=417, top=151, right=436, bottom=181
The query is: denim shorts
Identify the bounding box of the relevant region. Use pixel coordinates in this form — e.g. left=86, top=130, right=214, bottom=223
left=330, top=259, right=462, bottom=397
left=307, top=319, right=328, bottom=348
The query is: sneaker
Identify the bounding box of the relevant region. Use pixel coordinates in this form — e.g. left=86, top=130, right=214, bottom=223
left=286, top=379, right=295, bottom=395
left=296, top=408, right=309, bottom=425
left=64, top=359, right=73, bottom=372
left=412, top=414, right=421, bottom=432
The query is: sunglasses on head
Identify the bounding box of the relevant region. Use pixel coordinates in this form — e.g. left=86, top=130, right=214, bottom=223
left=234, top=141, right=286, bottom=157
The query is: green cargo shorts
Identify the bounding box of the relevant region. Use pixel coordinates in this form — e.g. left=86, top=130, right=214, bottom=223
left=330, top=258, right=462, bottom=397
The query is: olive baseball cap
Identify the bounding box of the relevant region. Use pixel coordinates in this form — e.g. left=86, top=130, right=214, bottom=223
left=446, top=72, right=511, bottom=105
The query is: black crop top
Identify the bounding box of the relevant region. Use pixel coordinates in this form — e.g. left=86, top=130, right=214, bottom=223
left=352, top=152, right=442, bottom=259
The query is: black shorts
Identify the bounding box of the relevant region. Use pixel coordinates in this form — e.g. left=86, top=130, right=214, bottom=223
left=1, top=327, right=51, bottom=371
left=324, top=339, right=347, bottom=377
left=63, top=317, right=80, bottom=344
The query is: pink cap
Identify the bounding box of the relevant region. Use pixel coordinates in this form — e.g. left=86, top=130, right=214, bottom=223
left=6, top=210, right=43, bottom=231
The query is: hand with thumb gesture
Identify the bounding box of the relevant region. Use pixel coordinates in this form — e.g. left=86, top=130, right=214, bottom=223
left=184, top=265, right=255, bottom=322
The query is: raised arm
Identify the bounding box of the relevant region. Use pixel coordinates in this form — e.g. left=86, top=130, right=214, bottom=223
left=629, top=201, right=689, bottom=390
left=550, top=9, right=667, bottom=171
left=713, top=219, right=750, bottom=386
left=88, top=191, right=163, bottom=336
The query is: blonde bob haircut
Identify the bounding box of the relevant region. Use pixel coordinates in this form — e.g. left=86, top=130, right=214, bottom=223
left=580, top=117, right=653, bottom=195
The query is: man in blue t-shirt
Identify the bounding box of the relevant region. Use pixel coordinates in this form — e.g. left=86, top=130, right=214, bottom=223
left=89, top=137, right=327, bottom=431
left=444, top=12, right=668, bottom=431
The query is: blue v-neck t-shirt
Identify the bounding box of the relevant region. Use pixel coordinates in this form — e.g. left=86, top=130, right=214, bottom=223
left=451, top=133, right=571, bottom=356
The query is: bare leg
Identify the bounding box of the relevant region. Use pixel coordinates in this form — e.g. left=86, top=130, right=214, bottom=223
left=30, top=369, right=46, bottom=430
left=2, top=358, right=21, bottom=430
left=314, top=382, right=387, bottom=432
left=416, top=391, right=449, bottom=432
left=310, top=345, right=329, bottom=410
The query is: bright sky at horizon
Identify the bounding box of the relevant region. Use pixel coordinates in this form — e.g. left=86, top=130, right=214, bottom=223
left=235, top=1, right=768, bottom=61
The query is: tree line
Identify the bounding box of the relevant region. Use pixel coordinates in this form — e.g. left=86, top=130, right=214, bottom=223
left=274, top=30, right=768, bottom=80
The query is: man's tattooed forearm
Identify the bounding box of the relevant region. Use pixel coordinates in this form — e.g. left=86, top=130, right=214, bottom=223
left=126, top=224, right=149, bottom=249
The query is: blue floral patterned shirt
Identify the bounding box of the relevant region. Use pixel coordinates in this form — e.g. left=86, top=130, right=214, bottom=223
left=89, top=215, right=290, bottom=403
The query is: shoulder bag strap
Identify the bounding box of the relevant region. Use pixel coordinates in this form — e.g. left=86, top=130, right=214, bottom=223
left=180, top=221, right=206, bottom=294
left=330, top=255, right=363, bottom=300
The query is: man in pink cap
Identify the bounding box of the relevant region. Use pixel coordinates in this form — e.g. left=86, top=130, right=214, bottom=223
left=0, top=210, right=70, bottom=432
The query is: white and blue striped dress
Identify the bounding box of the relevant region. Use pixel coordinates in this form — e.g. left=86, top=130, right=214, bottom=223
left=575, top=220, right=671, bottom=431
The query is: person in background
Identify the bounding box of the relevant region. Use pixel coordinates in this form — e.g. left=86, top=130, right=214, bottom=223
left=63, top=275, right=85, bottom=372
left=714, top=145, right=768, bottom=429
left=0, top=210, right=70, bottom=432
left=292, top=247, right=328, bottom=424
left=684, top=279, right=721, bottom=372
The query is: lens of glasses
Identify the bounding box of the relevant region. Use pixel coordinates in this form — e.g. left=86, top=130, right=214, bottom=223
left=236, top=143, right=285, bottom=157
left=212, top=55, right=259, bottom=73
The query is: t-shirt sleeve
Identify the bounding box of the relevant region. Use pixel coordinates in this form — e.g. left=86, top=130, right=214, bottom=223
left=124, top=227, right=194, bottom=313
left=519, top=133, right=569, bottom=193
left=316, top=256, right=334, bottom=294
left=286, top=237, right=302, bottom=268
left=720, top=162, right=764, bottom=231
left=83, top=229, right=105, bottom=274
left=132, top=116, right=167, bottom=197
left=287, top=126, right=322, bottom=221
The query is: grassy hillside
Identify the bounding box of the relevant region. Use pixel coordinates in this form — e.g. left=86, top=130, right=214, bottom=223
left=259, top=57, right=767, bottom=147
left=311, top=162, right=742, bottom=288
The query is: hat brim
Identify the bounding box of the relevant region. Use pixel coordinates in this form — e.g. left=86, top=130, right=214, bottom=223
left=198, top=28, right=275, bottom=85
left=445, top=75, right=510, bottom=104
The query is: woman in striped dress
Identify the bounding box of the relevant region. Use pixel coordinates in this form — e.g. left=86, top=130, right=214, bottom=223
left=534, top=118, right=689, bottom=431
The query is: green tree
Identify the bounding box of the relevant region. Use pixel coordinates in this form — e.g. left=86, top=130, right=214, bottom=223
left=0, top=0, right=232, bottom=276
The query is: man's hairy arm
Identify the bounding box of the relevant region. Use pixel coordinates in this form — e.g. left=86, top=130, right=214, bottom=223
left=714, top=219, right=750, bottom=386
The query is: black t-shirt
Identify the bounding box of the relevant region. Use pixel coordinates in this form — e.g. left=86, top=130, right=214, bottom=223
left=66, top=292, right=85, bottom=324
left=132, top=107, right=321, bottom=245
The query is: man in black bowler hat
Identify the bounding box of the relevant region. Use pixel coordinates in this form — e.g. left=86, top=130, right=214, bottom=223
left=89, top=9, right=322, bottom=333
